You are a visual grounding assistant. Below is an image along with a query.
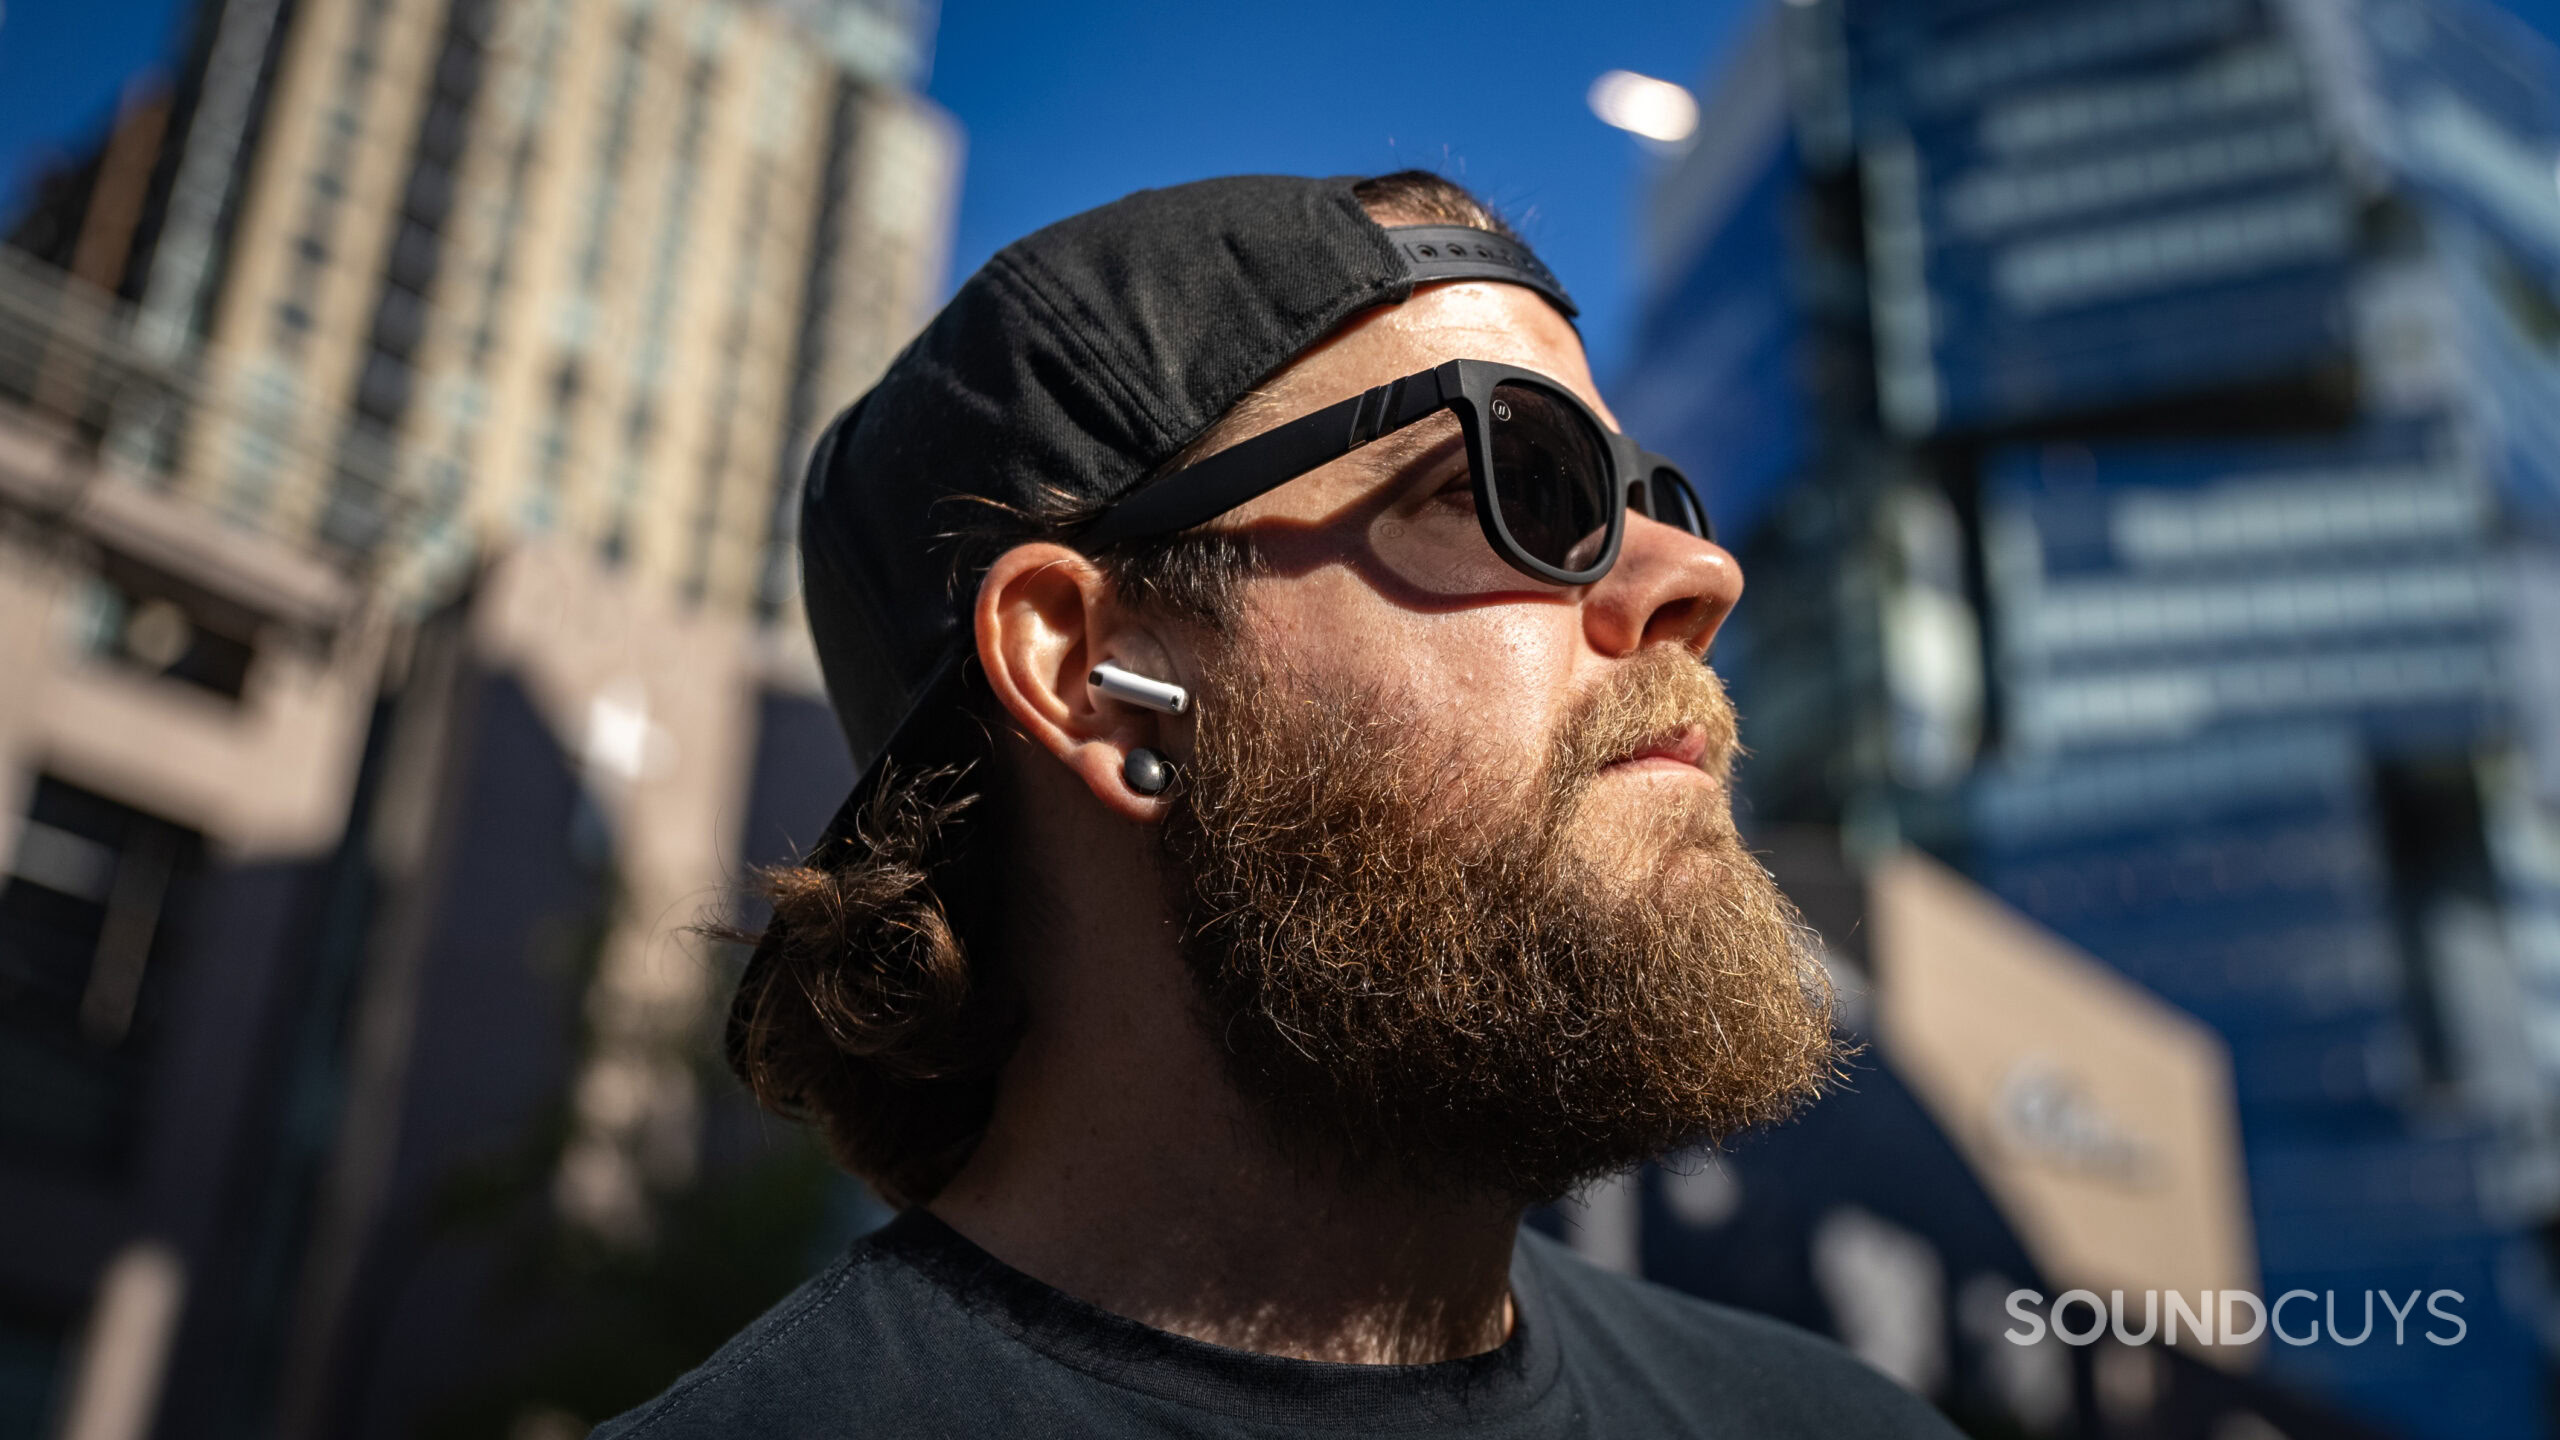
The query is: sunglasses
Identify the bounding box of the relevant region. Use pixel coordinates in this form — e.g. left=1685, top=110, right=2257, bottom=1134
left=1078, top=358, right=1711, bottom=586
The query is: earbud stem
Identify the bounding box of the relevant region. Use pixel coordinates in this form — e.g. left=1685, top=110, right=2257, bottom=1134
left=1090, top=661, right=1190, bottom=715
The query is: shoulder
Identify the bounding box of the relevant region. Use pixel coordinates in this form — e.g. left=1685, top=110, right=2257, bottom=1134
left=589, top=1243, right=920, bottom=1439
left=1517, top=1229, right=1963, bottom=1439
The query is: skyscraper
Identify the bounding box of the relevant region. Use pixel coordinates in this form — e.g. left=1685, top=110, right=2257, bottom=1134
left=121, top=0, right=956, bottom=611
left=0, top=1, right=958, bottom=1434
left=1622, top=1, right=2560, bottom=1436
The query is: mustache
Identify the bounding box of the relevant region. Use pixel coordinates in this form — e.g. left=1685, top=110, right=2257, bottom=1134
left=1548, top=648, right=1740, bottom=799
left=1176, top=642, right=1741, bottom=856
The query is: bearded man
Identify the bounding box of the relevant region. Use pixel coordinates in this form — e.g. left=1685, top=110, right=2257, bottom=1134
left=599, top=173, right=1958, bottom=1438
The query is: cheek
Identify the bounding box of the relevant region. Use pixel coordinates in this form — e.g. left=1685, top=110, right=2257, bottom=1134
left=1245, top=574, right=1582, bottom=780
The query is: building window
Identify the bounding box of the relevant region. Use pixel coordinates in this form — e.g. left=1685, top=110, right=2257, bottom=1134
left=374, top=283, right=426, bottom=355
left=355, top=350, right=413, bottom=427
left=0, top=777, right=202, bottom=1176
left=402, top=161, right=455, bottom=230
left=69, top=561, right=260, bottom=702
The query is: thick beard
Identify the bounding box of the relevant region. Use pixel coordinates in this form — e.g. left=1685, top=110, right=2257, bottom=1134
left=1157, top=643, right=1841, bottom=1205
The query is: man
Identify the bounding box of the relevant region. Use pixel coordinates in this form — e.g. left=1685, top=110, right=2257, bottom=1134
left=600, top=172, right=1959, bottom=1437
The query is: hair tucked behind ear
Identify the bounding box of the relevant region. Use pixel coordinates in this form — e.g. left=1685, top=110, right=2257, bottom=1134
left=717, top=763, right=1018, bottom=1208
left=720, top=169, right=1518, bottom=1208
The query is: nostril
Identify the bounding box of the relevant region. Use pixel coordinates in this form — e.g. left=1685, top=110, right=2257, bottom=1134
left=1585, top=521, right=1744, bottom=659
left=1644, top=595, right=1714, bottom=651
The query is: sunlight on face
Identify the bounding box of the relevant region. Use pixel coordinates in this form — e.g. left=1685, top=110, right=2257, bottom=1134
left=1195, top=280, right=1742, bottom=882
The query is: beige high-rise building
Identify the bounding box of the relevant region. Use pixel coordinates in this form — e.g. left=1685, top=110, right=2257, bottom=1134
left=0, top=1, right=959, bottom=1434
left=143, top=0, right=958, bottom=612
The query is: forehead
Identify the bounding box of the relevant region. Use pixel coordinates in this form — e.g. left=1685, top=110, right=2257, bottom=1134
left=1281, top=280, right=1607, bottom=420
left=1215, top=281, right=1615, bottom=527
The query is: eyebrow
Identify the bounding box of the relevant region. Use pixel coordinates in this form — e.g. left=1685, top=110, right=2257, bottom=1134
left=1345, top=411, right=1462, bottom=488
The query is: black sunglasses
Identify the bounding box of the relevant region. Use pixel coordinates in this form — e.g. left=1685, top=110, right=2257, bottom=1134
left=1078, top=358, right=1711, bottom=586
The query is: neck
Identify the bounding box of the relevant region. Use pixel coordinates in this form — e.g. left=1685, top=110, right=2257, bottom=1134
left=928, top=761, right=1521, bottom=1365
left=931, top=1026, right=1521, bottom=1364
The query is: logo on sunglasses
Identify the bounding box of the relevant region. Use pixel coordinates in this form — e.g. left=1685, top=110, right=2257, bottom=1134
left=1491, top=398, right=1514, bottom=422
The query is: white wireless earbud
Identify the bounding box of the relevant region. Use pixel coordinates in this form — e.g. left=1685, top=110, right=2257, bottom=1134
left=1089, top=661, right=1190, bottom=715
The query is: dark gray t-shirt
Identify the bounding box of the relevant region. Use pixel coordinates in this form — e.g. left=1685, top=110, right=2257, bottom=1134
left=594, top=1211, right=1961, bottom=1438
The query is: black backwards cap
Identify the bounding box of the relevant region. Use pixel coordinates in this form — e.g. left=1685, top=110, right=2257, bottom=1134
left=790, top=173, right=1576, bottom=870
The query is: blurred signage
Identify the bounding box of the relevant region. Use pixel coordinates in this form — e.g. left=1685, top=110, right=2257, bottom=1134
left=1869, top=848, right=2260, bottom=1363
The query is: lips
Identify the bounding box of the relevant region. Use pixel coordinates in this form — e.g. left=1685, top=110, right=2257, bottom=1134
left=1603, top=724, right=1711, bottom=772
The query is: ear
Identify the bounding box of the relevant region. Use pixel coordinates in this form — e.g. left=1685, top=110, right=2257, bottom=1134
left=975, top=543, right=1186, bottom=822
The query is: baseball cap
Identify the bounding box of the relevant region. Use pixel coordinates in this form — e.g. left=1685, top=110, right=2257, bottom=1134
left=790, top=173, right=1577, bottom=868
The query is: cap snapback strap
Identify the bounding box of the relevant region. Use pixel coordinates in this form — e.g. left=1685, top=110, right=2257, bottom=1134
left=1384, top=225, right=1578, bottom=318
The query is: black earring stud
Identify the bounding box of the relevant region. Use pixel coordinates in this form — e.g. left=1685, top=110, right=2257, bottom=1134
left=1123, top=747, right=1172, bottom=796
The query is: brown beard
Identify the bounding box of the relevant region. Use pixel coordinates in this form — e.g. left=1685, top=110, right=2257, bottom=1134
left=1157, top=643, right=1841, bottom=1204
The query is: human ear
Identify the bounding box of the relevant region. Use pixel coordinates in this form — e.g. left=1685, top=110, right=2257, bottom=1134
left=974, top=543, right=1185, bottom=822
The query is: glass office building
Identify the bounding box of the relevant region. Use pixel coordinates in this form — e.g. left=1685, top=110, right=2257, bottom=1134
left=1624, top=2, right=2560, bottom=1436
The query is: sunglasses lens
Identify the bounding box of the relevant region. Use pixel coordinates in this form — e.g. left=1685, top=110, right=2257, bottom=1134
left=1485, top=381, right=1613, bottom=576
left=1647, top=466, right=1712, bottom=541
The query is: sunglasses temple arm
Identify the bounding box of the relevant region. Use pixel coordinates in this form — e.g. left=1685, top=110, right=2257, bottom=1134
left=1078, top=367, right=1455, bottom=549
left=1079, top=389, right=1369, bottom=548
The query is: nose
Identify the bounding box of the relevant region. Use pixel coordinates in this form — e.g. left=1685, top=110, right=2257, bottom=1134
left=1580, top=511, right=1743, bottom=660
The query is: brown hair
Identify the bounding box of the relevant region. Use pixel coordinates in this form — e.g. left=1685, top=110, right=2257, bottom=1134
left=723, top=172, right=1516, bottom=1207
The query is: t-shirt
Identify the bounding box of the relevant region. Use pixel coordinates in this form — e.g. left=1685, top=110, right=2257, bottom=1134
left=593, top=1211, right=1961, bottom=1438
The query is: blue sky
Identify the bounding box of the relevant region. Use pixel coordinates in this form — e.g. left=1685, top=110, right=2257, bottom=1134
left=919, top=0, right=1755, bottom=377
left=6, top=0, right=2560, bottom=377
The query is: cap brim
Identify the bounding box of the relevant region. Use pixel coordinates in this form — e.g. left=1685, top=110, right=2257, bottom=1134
left=730, top=641, right=983, bottom=1049
left=801, top=641, right=982, bottom=871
